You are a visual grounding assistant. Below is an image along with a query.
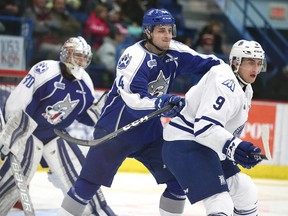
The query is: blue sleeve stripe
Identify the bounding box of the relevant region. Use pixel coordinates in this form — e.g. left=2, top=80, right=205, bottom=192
left=195, top=116, right=223, bottom=127
left=178, top=113, right=194, bottom=128
left=194, top=116, right=224, bottom=137
left=169, top=121, right=194, bottom=134
left=194, top=123, right=213, bottom=137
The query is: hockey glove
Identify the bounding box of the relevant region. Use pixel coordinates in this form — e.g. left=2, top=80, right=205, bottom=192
left=155, top=94, right=185, bottom=118
left=223, top=138, right=262, bottom=169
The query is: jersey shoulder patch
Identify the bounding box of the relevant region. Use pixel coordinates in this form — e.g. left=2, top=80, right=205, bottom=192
left=211, top=64, right=237, bottom=93
left=117, top=53, right=132, bottom=69
left=34, top=61, right=49, bottom=74
left=222, top=79, right=236, bottom=92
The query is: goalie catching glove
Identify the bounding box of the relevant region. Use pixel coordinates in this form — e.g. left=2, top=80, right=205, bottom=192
left=155, top=94, right=185, bottom=118
left=222, top=137, right=262, bottom=169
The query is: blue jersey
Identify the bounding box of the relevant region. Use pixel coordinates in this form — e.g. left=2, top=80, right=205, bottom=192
left=97, top=40, right=223, bottom=145
left=4, top=60, right=95, bottom=144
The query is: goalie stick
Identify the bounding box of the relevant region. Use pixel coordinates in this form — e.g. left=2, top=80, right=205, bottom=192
left=54, top=104, right=175, bottom=147
left=0, top=110, right=35, bottom=216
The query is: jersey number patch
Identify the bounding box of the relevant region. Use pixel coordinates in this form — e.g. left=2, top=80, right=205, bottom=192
left=213, top=96, right=225, bottom=110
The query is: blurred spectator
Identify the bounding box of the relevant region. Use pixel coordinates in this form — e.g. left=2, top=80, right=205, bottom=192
left=266, top=65, right=288, bottom=101
left=94, top=24, right=127, bottom=87
left=65, top=0, right=81, bottom=11
left=196, top=33, right=215, bottom=55
left=50, top=0, right=82, bottom=45
left=0, top=22, right=5, bottom=33
left=193, top=20, right=224, bottom=54
left=84, top=3, right=110, bottom=50
left=0, top=0, right=27, bottom=35
left=107, top=5, right=129, bottom=38
left=24, top=0, right=61, bottom=65
left=119, top=0, right=145, bottom=27
left=175, top=35, right=193, bottom=48
left=127, top=21, right=142, bottom=40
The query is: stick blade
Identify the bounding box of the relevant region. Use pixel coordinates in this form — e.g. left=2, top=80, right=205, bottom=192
left=261, top=125, right=272, bottom=160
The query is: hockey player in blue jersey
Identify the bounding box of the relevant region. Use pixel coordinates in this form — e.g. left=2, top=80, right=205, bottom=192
left=58, top=8, right=223, bottom=216
left=0, top=36, right=116, bottom=216
left=162, top=40, right=266, bottom=215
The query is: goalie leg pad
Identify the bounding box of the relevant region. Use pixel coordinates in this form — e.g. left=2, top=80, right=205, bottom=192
left=43, top=137, right=85, bottom=192
left=0, top=110, right=37, bottom=160
left=0, top=135, right=43, bottom=215
left=43, top=138, right=116, bottom=216
left=227, top=173, right=258, bottom=216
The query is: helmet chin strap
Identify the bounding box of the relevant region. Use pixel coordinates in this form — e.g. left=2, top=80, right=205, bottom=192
left=234, top=72, right=249, bottom=86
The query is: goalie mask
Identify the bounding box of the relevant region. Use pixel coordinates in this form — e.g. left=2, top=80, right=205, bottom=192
left=229, top=40, right=266, bottom=85
left=142, top=8, right=176, bottom=38
left=60, top=36, right=92, bottom=80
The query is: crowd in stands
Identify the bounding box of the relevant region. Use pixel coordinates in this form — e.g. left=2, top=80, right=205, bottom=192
left=0, top=0, right=287, bottom=101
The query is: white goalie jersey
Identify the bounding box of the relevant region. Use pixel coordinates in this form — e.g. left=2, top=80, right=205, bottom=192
left=163, top=63, right=253, bottom=160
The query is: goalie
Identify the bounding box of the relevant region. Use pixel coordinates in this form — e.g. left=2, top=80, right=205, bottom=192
left=0, top=36, right=116, bottom=216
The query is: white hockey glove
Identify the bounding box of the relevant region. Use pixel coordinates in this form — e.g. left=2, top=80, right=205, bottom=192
left=0, top=110, right=38, bottom=160
left=87, top=91, right=108, bottom=124
left=222, top=138, right=262, bottom=169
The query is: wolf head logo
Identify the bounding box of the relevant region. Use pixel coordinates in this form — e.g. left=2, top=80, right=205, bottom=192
left=42, top=94, right=79, bottom=124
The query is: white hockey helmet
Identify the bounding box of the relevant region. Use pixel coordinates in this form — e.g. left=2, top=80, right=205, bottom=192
left=229, top=40, right=266, bottom=72
left=60, top=36, right=92, bottom=80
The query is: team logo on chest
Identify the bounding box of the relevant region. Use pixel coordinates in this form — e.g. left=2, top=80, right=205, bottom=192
left=42, top=94, right=79, bottom=124
left=148, top=70, right=170, bottom=96
left=147, top=59, right=157, bottom=69
left=54, top=82, right=65, bottom=90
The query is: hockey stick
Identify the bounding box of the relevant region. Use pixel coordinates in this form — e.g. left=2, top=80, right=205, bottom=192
left=260, top=124, right=272, bottom=160
left=0, top=110, right=35, bottom=216
left=250, top=124, right=272, bottom=160
left=54, top=104, right=175, bottom=147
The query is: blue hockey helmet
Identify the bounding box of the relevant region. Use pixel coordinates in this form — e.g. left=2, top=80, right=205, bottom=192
left=142, top=8, right=176, bottom=37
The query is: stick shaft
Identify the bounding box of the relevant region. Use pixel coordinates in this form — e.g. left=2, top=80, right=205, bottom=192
left=54, top=104, right=174, bottom=147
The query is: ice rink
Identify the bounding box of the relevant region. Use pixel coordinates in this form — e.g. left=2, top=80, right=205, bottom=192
left=7, top=171, right=288, bottom=216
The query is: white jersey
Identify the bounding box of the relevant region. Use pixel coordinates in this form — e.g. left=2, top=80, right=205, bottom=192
left=163, top=63, right=253, bottom=160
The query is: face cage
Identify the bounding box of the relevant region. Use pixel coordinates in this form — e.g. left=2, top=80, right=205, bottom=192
left=61, top=47, right=92, bottom=69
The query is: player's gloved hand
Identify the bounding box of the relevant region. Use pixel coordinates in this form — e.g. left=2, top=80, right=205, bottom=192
left=223, top=138, right=262, bottom=169
left=155, top=94, right=185, bottom=118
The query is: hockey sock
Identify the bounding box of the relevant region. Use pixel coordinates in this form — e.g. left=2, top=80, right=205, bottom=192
left=71, top=177, right=101, bottom=202
left=163, top=179, right=186, bottom=200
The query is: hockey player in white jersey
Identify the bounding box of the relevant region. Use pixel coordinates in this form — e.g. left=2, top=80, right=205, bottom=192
left=0, top=36, right=116, bottom=216
left=162, top=40, right=266, bottom=215
left=58, top=8, right=224, bottom=216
